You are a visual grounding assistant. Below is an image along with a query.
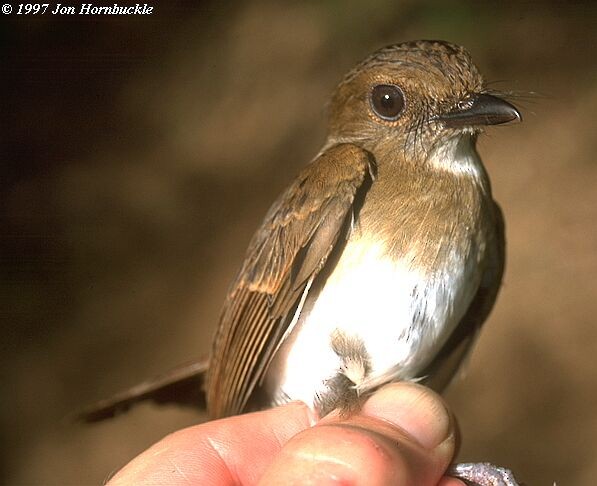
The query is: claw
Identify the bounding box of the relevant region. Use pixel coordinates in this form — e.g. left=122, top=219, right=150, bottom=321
left=448, top=462, right=521, bottom=486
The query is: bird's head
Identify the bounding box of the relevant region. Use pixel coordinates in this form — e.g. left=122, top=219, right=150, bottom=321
left=327, top=40, right=521, bottom=162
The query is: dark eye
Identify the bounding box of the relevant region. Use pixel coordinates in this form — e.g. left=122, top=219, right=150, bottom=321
left=370, top=84, right=405, bottom=121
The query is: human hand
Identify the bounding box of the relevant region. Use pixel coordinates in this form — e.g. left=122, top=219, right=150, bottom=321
left=107, top=382, right=464, bottom=485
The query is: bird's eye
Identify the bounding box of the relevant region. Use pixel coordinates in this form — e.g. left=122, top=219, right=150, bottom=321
left=370, top=84, right=405, bottom=121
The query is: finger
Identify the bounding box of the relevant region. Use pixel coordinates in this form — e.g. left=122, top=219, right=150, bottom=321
left=259, top=383, right=457, bottom=486
left=438, top=478, right=467, bottom=486
left=107, top=401, right=315, bottom=485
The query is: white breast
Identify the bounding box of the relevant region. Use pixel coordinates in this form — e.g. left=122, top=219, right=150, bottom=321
left=272, top=234, right=482, bottom=409
left=266, top=135, right=489, bottom=411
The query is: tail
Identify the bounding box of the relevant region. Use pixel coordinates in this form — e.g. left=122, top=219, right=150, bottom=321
left=76, top=358, right=209, bottom=423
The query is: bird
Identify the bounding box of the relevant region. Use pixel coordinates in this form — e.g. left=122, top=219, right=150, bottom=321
left=80, top=40, right=522, bottom=485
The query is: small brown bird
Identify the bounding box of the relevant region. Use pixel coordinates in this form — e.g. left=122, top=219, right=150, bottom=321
left=82, top=40, right=521, bottom=485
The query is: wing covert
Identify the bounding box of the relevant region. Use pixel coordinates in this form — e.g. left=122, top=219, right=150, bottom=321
left=207, top=143, right=375, bottom=417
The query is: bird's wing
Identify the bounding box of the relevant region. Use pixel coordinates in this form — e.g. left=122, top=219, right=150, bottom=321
left=422, top=202, right=506, bottom=392
left=206, top=143, right=375, bottom=418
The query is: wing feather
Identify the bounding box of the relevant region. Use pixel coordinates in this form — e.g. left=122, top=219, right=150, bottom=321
left=206, top=144, right=374, bottom=417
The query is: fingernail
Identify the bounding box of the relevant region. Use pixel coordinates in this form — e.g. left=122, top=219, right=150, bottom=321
left=361, top=382, right=453, bottom=450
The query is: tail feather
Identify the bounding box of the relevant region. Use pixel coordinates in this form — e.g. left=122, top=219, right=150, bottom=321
left=76, top=358, right=209, bottom=423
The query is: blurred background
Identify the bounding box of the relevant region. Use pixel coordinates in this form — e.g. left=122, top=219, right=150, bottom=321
left=2, top=0, right=597, bottom=484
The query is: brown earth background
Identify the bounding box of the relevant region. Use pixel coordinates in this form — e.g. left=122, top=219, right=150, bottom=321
left=3, top=1, right=597, bottom=484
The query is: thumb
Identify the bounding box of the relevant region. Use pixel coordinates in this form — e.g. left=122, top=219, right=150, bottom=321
left=259, top=383, right=459, bottom=486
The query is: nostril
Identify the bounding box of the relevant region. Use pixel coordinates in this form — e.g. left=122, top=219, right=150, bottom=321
left=457, top=98, right=474, bottom=111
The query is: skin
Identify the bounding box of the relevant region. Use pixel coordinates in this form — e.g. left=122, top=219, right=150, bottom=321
left=107, top=383, right=465, bottom=486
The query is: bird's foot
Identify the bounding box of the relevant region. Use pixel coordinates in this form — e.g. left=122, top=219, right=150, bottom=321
left=448, top=462, right=520, bottom=486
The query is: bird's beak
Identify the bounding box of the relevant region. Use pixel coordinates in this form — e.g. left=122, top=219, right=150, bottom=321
left=439, top=93, right=521, bottom=128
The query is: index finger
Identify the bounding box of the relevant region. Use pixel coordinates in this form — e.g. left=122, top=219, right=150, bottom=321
left=107, top=401, right=315, bottom=485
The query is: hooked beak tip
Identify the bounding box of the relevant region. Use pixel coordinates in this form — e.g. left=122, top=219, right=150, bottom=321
left=440, top=93, right=522, bottom=128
